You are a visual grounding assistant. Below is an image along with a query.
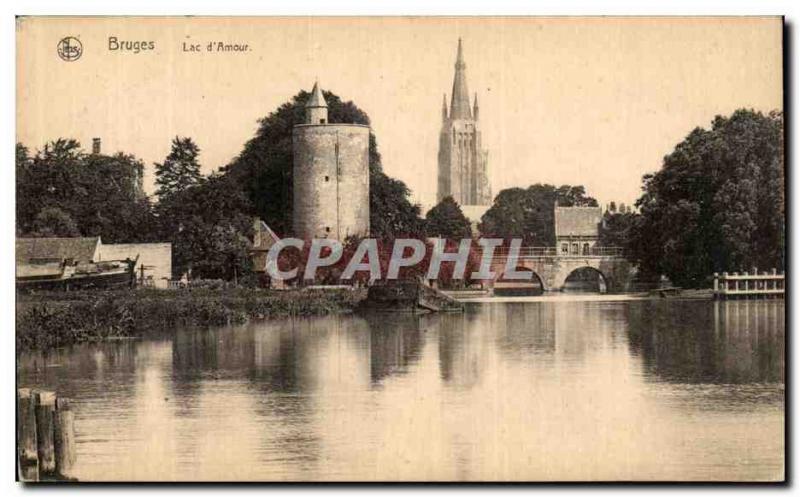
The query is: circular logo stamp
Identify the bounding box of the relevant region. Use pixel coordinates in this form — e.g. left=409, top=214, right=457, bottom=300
left=57, top=37, right=83, bottom=62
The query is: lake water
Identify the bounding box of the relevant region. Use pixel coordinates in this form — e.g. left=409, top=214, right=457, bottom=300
left=17, top=299, right=784, bottom=482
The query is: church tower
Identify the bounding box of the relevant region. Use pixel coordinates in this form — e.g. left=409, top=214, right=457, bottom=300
left=437, top=39, right=491, bottom=207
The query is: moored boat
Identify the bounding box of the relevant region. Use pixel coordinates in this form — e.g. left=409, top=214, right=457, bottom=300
left=16, top=257, right=137, bottom=292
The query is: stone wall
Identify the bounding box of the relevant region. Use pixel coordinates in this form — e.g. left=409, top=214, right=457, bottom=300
left=292, top=123, right=370, bottom=239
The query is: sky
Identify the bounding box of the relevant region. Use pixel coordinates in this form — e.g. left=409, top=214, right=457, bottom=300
left=17, top=16, right=783, bottom=211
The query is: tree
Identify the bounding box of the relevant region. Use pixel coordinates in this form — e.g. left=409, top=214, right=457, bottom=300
left=222, top=89, right=424, bottom=237
left=425, top=196, right=472, bottom=239
left=370, top=168, right=426, bottom=238
left=599, top=210, right=636, bottom=248
left=16, top=139, right=155, bottom=243
left=30, top=207, right=80, bottom=237
left=79, top=152, right=153, bottom=243
left=156, top=173, right=254, bottom=279
left=16, top=143, right=32, bottom=236
left=479, top=184, right=598, bottom=245
left=630, top=109, right=784, bottom=286
left=154, top=137, right=202, bottom=200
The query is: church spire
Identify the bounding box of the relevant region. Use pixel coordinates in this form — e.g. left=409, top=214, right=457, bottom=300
left=442, top=93, right=448, bottom=121
left=449, top=38, right=472, bottom=120
left=473, top=93, right=479, bottom=120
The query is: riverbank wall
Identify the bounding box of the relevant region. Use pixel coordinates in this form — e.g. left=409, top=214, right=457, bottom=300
left=16, top=288, right=366, bottom=352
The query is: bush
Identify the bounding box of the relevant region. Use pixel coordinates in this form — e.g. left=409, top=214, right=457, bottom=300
left=16, top=288, right=365, bottom=351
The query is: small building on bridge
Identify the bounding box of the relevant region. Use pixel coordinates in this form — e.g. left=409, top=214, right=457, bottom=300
left=554, top=205, right=602, bottom=256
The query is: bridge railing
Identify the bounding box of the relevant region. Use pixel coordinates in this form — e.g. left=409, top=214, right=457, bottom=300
left=492, top=246, right=626, bottom=258
left=494, top=247, right=557, bottom=257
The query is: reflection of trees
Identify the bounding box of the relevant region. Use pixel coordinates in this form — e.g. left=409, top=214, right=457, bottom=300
left=171, top=324, right=260, bottom=411
left=250, top=322, right=311, bottom=393
left=172, top=328, right=221, bottom=372
left=493, top=303, right=556, bottom=359
left=437, top=313, right=470, bottom=384
left=362, top=313, right=425, bottom=384
left=627, top=300, right=784, bottom=384
left=18, top=340, right=140, bottom=402
left=436, top=308, right=489, bottom=388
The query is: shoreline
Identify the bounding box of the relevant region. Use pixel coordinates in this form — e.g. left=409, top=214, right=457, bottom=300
left=16, top=288, right=366, bottom=353
left=454, top=293, right=656, bottom=304
left=16, top=287, right=755, bottom=353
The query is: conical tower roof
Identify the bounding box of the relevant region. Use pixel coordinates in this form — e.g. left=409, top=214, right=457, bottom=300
left=306, top=81, right=327, bottom=108
left=449, top=38, right=472, bottom=120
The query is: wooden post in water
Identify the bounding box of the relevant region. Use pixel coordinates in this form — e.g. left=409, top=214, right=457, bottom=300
left=18, top=388, right=38, bottom=462
left=19, top=457, right=39, bottom=482
left=33, top=390, right=56, bottom=475
left=17, top=388, right=39, bottom=481
left=54, top=398, right=76, bottom=477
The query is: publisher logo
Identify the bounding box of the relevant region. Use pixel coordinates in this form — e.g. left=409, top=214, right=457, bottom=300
left=57, top=37, right=82, bottom=62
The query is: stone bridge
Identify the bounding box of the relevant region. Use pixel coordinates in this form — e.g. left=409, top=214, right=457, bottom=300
left=488, top=247, right=637, bottom=293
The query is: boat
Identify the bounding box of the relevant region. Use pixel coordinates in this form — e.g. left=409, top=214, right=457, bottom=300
left=359, top=280, right=464, bottom=313
left=16, top=257, right=137, bottom=292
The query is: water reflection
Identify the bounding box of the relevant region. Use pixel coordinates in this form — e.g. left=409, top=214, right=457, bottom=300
left=17, top=299, right=784, bottom=481
left=627, top=300, right=784, bottom=384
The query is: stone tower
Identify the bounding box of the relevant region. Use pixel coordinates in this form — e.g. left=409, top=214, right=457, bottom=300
left=437, top=39, right=491, bottom=206
left=292, top=82, right=370, bottom=239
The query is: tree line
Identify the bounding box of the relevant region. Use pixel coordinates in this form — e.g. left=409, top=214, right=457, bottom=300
left=426, top=109, right=784, bottom=288
left=16, top=101, right=783, bottom=288
left=16, top=90, right=430, bottom=282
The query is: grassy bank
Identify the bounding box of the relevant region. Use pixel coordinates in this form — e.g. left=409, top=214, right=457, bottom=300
left=17, top=287, right=366, bottom=352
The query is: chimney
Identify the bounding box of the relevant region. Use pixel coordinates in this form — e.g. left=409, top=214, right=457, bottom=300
left=92, top=137, right=101, bottom=154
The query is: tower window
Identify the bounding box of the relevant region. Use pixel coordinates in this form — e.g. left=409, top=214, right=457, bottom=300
left=320, top=119, right=326, bottom=124
left=325, top=226, right=331, bottom=233
left=324, top=175, right=329, bottom=182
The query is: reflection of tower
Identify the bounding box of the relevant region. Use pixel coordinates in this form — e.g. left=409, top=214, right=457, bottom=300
left=292, top=82, right=370, bottom=239
left=437, top=312, right=485, bottom=388
left=437, top=39, right=491, bottom=206
left=363, top=314, right=425, bottom=383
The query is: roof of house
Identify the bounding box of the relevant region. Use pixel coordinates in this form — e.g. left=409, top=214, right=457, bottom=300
left=252, top=219, right=281, bottom=252
left=554, top=206, right=601, bottom=238
left=16, top=237, right=101, bottom=264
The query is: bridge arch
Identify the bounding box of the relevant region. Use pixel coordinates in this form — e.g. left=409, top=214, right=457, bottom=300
left=493, top=266, right=545, bottom=296
left=561, top=266, right=608, bottom=294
